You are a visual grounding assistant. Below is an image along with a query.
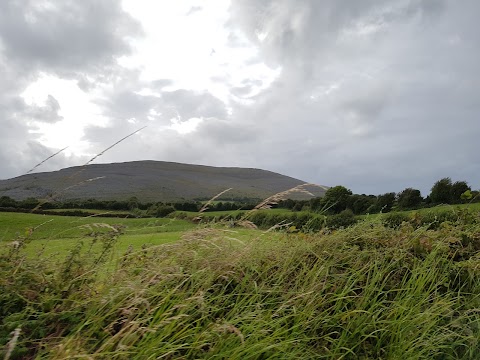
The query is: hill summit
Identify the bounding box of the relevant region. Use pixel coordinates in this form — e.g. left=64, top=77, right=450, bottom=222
left=0, top=161, right=326, bottom=202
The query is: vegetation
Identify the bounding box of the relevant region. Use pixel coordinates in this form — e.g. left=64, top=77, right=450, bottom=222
left=1, top=212, right=480, bottom=359
left=276, top=177, right=478, bottom=215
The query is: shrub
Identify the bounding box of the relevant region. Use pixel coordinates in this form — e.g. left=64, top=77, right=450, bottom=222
left=325, top=209, right=357, bottom=229
left=155, top=205, right=175, bottom=218
left=383, top=212, right=410, bottom=228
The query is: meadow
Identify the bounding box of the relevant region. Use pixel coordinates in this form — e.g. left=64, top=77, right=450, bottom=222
left=1, top=206, right=480, bottom=359
left=0, top=212, right=195, bottom=260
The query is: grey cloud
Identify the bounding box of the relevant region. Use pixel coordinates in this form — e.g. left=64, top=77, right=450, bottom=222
left=231, top=85, right=253, bottom=97
left=231, top=79, right=264, bottom=98
left=0, top=0, right=141, bottom=74
left=71, top=80, right=232, bottom=182
left=195, top=119, right=257, bottom=145
left=82, top=117, right=259, bottom=172
left=151, top=79, right=174, bottom=90
left=225, top=0, right=480, bottom=194
left=226, top=31, right=249, bottom=48
left=161, top=90, right=228, bottom=120
left=24, top=95, right=63, bottom=123
left=186, top=6, right=203, bottom=16
left=0, top=0, right=142, bottom=179
left=98, top=86, right=228, bottom=126
left=103, top=91, right=156, bottom=122
left=229, top=0, right=448, bottom=70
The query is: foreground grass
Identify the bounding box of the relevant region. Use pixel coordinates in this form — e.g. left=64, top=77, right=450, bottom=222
left=1, top=217, right=480, bottom=359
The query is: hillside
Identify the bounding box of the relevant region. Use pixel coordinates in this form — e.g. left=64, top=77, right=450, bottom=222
left=0, top=160, right=326, bottom=202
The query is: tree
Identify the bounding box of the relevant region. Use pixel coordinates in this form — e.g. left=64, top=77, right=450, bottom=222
left=0, top=196, right=17, bottom=208
left=127, top=196, right=139, bottom=210
left=155, top=205, right=175, bottom=218
left=348, top=194, right=376, bottom=215
left=376, top=192, right=396, bottom=213
left=309, top=197, right=323, bottom=212
left=429, top=177, right=452, bottom=204
left=321, top=185, right=353, bottom=214
left=451, top=181, right=470, bottom=204
left=19, top=197, right=40, bottom=209
left=397, top=188, right=423, bottom=210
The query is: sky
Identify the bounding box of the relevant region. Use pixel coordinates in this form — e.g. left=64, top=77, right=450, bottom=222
left=0, top=0, right=479, bottom=196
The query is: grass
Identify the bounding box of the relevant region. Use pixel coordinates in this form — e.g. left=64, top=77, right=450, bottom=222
left=1, top=214, right=480, bottom=359
left=47, top=208, right=134, bottom=215
left=0, top=212, right=194, bottom=241
left=176, top=208, right=295, bottom=219
left=0, top=212, right=196, bottom=265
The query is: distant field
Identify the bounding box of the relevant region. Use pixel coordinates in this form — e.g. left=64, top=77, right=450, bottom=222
left=0, top=211, right=197, bottom=259
left=0, top=211, right=269, bottom=260
left=48, top=208, right=134, bottom=215
left=0, top=212, right=194, bottom=240
left=384, top=203, right=480, bottom=214
left=177, top=207, right=295, bottom=219
left=3, top=203, right=479, bottom=258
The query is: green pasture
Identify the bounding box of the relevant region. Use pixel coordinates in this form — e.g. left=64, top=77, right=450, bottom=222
left=0, top=212, right=193, bottom=240
left=47, top=208, right=134, bottom=215
left=0, top=211, right=196, bottom=259
left=176, top=207, right=295, bottom=219
left=0, top=211, right=267, bottom=260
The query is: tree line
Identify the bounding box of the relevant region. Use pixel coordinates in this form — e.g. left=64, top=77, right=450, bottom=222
left=277, top=177, right=478, bottom=215
left=0, top=195, right=258, bottom=217
left=0, top=177, right=477, bottom=217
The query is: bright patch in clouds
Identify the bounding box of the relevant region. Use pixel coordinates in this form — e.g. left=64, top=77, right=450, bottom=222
left=120, top=0, right=280, bottom=103
left=19, top=0, right=281, bottom=158
left=21, top=74, right=108, bottom=155
left=169, top=117, right=203, bottom=134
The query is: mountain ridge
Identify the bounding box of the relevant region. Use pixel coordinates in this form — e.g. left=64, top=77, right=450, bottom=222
left=0, top=160, right=326, bottom=202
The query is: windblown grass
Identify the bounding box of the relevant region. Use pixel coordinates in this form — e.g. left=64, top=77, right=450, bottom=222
left=1, top=217, right=479, bottom=359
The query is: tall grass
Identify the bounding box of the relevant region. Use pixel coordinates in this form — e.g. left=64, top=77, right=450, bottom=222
left=1, top=217, right=479, bottom=359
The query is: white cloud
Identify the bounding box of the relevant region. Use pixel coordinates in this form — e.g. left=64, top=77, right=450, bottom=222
left=20, top=74, right=109, bottom=154
left=169, top=117, right=203, bottom=134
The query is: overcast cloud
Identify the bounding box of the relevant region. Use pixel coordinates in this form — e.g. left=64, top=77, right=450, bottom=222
left=1, top=0, right=479, bottom=195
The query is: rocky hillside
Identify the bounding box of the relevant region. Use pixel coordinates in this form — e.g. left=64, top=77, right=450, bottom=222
left=0, top=160, right=326, bottom=202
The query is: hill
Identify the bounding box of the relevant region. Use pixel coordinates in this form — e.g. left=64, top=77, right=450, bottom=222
left=0, top=160, right=326, bottom=202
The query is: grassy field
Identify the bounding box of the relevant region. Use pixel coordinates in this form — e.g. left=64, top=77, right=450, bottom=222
left=1, top=209, right=480, bottom=359
left=0, top=211, right=196, bottom=260
left=380, top=202, right=480, bottom=216
left=176, top=207, right=298, bottom=219
left=47, top=208, right=134, bottom=215
left=0, top=212, right=193, bottom=240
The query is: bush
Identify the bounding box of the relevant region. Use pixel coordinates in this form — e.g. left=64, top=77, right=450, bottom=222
left=325, top=209, right=357, bottom=229
left=383, top=212, right=410, bottom=228
left=303, top=215, right=325, bottom=232
left=155, top=205, right=175, bottom=218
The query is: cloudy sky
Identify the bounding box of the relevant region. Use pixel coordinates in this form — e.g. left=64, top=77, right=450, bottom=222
left=1, top=0, right=478, bottom=195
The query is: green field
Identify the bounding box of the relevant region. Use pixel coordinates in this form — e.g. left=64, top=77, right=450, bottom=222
left=0, top=211, right=196, bottom=259
left=47, top=208, right=134, bottom=215
left=390, top=202, right=480, bottom=215
left=176, top=207, right=299, bottom=219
